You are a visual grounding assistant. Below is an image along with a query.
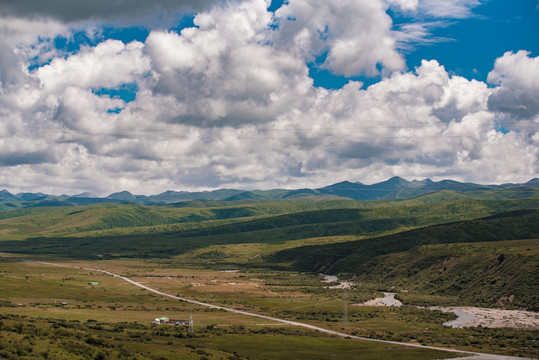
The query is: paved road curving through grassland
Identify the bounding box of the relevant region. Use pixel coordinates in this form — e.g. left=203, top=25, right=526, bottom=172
left=38, top=261, right=523, bottom=360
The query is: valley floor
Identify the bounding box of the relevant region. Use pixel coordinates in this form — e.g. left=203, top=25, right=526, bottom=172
left=36, top=260, right=530, bottom=360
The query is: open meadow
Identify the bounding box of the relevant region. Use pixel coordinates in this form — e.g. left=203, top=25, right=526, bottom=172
left=1, top=257, right=462, bottom=360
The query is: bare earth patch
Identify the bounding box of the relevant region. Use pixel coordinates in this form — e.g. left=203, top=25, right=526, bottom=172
left=327, top=281, right=354, bottom=289
left=321, top=274, right=353, bottom=289
left=432, top=307, right=539, bottom=330
left=353, top=292, right=403, bottom=307
left=353, top=292, right=538, bottom=330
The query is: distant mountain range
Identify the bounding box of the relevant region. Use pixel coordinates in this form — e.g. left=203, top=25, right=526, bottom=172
left=1, top=177, right=538, bottom=208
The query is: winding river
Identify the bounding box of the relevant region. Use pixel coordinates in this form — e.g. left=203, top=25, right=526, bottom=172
left=322, top=275, right=538, bottom=330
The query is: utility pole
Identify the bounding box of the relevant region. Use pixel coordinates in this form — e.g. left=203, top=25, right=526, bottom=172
left=343, top=289, right=348, bottom=328
left=188, top=311, right=194, bottom=334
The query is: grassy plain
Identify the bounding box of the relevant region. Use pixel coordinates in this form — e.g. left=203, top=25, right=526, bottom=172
left=1, top=258, right=465, bottom=360
left=1, top=257, right=537, bottom=358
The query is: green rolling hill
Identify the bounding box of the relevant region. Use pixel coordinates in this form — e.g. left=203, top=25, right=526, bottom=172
left=0, top=191, right=537, bottom=310
left=270, top=209, right=539, bottom=272
left=269, top=209, right=539, bottom=310
left=0, top=196, right=536, bottom=257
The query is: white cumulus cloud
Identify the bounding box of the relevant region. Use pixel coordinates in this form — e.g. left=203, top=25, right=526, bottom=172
left=35, top=39, right=151, bottom=93
left=487, top=50, right=539, bottom=120
left=272, top=0, right=404, bottom=76
left=145, top=0, right=313, bottom=126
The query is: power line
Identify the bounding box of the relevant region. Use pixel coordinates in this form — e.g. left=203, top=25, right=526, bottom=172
left=3, top=120, right=536, bottom=133
left=2, top=128, right=536, bottom=140
left=343, top=289, right=348, bottom=328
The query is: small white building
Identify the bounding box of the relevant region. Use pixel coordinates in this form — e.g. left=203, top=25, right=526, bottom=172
left=152, top=316, right=170, bottom=325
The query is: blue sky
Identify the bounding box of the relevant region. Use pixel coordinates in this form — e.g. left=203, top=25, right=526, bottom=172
left=310, top=0, right=539, bottom=88
left=400, top=0, right=538, bottom=81
left=0, top=0, right=538, bottom=195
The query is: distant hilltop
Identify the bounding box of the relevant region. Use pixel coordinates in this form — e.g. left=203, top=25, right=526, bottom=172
left=1, top=177, right=538, bottom=207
